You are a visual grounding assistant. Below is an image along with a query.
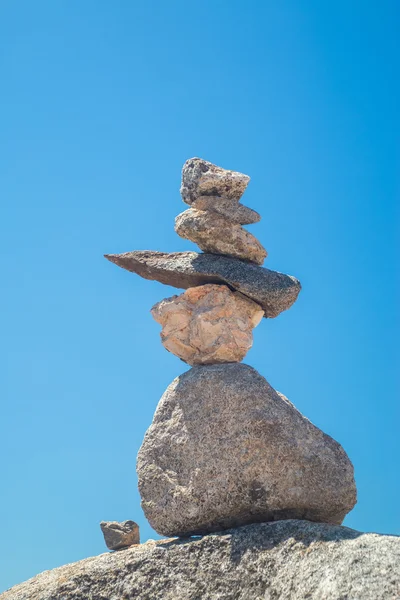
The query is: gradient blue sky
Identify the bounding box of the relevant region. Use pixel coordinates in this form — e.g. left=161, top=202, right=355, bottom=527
left=1, top=0, right=399, bottom=592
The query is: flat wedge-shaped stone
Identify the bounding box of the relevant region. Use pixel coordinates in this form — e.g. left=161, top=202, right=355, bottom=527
left=192, top=195, right=261, bottom=225
left=181, top=157, right=250, bottom=204
left=175, top=209, right=267, bottom=265
left=104, top=251, right=301, bottom=318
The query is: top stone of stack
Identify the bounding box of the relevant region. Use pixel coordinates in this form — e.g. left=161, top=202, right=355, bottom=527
left=180, top=157, right=260, bottom=226
left=180, top=157, right=251, bottom=205
left=177, top=158, right=266, bottom=265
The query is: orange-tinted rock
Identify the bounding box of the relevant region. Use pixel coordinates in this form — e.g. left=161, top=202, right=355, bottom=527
left=151, top=284, right=264, bottom=365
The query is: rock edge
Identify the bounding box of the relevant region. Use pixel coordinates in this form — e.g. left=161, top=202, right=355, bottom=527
left=2, top=521, right=399, bottom=600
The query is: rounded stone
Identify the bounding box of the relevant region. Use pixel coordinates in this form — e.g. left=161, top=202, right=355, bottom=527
left=151, top=284, right=264, bottom=365
left=137, top=364, right=357, bottom=537
left=175, top=208, right=267, bottom=265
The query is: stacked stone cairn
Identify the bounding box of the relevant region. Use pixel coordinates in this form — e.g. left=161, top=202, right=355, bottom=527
left=105, top=158, right=357, bottom=538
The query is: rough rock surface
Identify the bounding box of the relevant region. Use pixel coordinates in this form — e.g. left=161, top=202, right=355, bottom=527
left=180, top=157, right=250, bottom=204
left=192, top=195, right=261, bottom=224
left=151, top=284, right=264, bottom=364
left=175, top=209, right=267, bottom=265
left=100, top=520, right=139, bottom=550
left=137, top=364, right=356, bottom=537
left=104, top=251, right=301, bottom=318
left=3, top=521, right=399, bottom=600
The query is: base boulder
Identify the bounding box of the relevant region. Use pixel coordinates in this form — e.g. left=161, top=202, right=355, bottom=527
left=3, top=522, right=399, bottom=600
left=137, top=364, right=356, bottom=537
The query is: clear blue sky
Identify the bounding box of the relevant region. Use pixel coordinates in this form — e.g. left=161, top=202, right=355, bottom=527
left=0, top=0, right=399, bottom=592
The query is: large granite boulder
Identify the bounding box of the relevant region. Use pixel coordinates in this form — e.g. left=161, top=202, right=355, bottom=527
left=175, top=209, right=267, bottom=265
left=2, top=521, right=399, bottom=600
left=137, top=364, right=356, bottom=537
left=104, top=251, right=301, bottom=318
left=151, top=284, right=264, bottom=364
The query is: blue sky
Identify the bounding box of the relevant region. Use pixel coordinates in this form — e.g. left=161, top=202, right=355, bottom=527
left=0, top=0, right=399, bottom=592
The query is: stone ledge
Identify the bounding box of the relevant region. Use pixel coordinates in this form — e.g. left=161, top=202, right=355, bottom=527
left=2, top=521, right=399, bottom=600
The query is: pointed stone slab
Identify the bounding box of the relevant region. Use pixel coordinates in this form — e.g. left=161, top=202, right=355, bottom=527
left=100, top=520, right=139, bottom=550
left=104, top=251, right=301, bottom=318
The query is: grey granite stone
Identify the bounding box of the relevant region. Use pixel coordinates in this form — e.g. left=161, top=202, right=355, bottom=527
left=137, top=364, right=357, bottom=537
left=180, top=157, right=250, bottom=204
left=2, top=521, right=399, bottom=600
left=192, top=195, right=261, bottom=224
left=104, top=251, right=301, bottom=318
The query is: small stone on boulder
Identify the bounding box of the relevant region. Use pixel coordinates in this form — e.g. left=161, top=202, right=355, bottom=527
left=151, top=284, right=264, bottom=364
left=180, top=157, right=250, bottom=204
left=175, top=209, right=267, bottom=265
left=100, top=520, right=139, bottom=550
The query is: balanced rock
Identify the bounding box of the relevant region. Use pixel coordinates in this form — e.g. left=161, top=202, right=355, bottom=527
left=137, top=363, right=356, bottom=537
left=3, top=521, right=399, bottom=600
left=104, top=251, right=301, bottom=318
left=192, top=195, right=261, bottom=224
left=151, top=284, right=264, bottom=365
left=100, top=520, right=139, bottom=550
left=175, top=209, right=267, bottom=265
left=180, top=157, right=250, bottom=204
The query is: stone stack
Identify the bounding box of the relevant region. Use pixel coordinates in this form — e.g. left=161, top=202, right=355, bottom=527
left=176, top=158, right=266, bottom=264
left=105, top=158, right=357, bottom=538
